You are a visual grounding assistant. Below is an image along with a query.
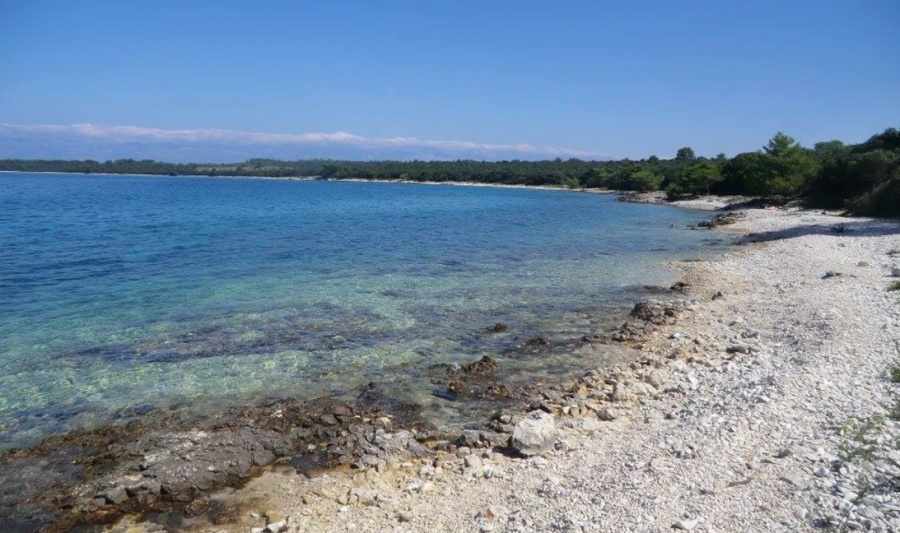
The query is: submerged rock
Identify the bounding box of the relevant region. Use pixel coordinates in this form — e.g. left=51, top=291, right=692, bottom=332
left=524, top=336, right=550, bottom=348
left=484, top=384, right=511, bottom=399
left=447, top=381, right=468, bottom=398
left=462, top=356, right=499, bottom=375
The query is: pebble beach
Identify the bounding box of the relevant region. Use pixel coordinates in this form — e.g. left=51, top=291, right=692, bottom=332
left=35, top=199, right=884, bottom=533
left=88, top=204, right=900, bottom=533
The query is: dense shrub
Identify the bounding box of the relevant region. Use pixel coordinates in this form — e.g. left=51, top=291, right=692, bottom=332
left=849, top=172, right=900, bottom=217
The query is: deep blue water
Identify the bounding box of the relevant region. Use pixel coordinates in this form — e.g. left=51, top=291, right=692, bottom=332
left=0, top=173, right=725, bottom=449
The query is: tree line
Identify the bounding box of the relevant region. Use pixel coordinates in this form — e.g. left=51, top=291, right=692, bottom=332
left=1, top=127, right=897, bottom=217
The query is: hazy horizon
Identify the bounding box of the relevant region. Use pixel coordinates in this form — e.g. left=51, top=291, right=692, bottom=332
left=1, top=2, right=898, bottom=162
left=0, top=122, right=613, bottom=163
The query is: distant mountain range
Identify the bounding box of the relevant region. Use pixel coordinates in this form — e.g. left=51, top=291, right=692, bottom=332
left=0, top=123, right=607, bottom=162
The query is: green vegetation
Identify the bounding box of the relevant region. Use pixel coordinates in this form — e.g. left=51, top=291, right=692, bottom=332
left=561, top=175, right=582, bottom=189
left=1, top=127, right=898, bottom=217
left=889, top=400, right=900, bottom=422
left=888, top=250, right=900, bottom=257
left=804, top=128, right=900, bottom=217
left=666, top=160, right=722, bottom=197
left=888, top=281, right=900, bottom=292
left=890, top=363, right=900, bottom=383
left=889, top=361, right=900, bottom=421
left=837, top=416, right=885, bottom=462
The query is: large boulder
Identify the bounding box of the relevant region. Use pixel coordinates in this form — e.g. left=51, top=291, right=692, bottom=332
left=511, top=411, right=557, bottom=456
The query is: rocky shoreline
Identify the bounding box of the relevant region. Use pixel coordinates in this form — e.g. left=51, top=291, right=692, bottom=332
left=0, top=284, right=655, bottom=530
left=0, top=209, right=709, bottom=532
left=0, top=284, right=682, bottom=532
left=215, top=206, right=893, bottom=533
left=0, top=343, right=567, bottom=531
left=4, top=203, right=898, bottom=533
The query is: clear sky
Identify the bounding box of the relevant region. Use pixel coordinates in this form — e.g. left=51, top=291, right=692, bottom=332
left=0, top=0, right=898, bottom=161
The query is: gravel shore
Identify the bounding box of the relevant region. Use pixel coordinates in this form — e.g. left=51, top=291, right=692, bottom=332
left=107, top=206, right=900, bottom=533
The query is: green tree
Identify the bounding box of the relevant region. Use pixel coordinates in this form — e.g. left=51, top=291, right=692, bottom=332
left=667, top=160, right=722, bottom=196
left=561, top=175, right=582, bottom=189
left=675, top=147, right=696, bottom=163
left=744, top=133, right=817, bottom=196
left=720, top=152, right=762, bottom=194
left=626, top=168, right=662, bottom=191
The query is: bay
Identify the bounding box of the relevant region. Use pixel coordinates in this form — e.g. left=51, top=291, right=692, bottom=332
left=0, top=173, right=725, bottom=449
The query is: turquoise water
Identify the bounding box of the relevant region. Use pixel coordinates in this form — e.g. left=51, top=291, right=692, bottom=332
left=0, top=173, right=724, bottom=449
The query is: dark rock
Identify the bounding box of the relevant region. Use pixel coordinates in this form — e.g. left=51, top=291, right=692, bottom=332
left=447, top=381, right=468, bottom=398
left=630, top=300, right=683, bottom=325
left=319, top=414, right=339, bottom=426
left=484, top=384, right=511, bottom=399
left=462, top=356, right=498, bottom=375
left=527, top=401, right=554, bottom=414
left=456, top=429, right=510, bottom=449
left=371, top=430, right=416, bottom=456
left=125, top=478, right=162, bottom=498
left=726, top=345, right=751, bottom=355
left=251, top=447, right=276, bottom=466
left=100, top=486, right=129, bottom=505
left=331, top=404, right=353, bottom=417
left=670, top=282, right=690, bottom=292
left=487, top=411, right=516, bottom=433
left=428, top=362, right=460, bottom=374
left=486, top=323, right=508, bottom=333
left=699, top=211, right=745, bottom=228
left=525, top=337, right=550, bottom=348
left=406, top=438, right=431, bottom=458
left=643, top=285, right=669, bottom=293
left=611, top=321, right=649, bottom=343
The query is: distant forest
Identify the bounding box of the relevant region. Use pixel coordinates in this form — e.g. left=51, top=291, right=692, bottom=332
left=2, top=128, right=897, bottom=217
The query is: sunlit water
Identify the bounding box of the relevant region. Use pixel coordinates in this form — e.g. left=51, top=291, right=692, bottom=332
left=0, top=173, right=726, bottom=449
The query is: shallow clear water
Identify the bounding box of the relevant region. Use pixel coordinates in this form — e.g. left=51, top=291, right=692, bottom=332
left=0, top=173, right=725, bottom=449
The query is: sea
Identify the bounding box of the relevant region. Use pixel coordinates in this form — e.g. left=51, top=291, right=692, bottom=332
left=0, top=173, right=726, bottom=450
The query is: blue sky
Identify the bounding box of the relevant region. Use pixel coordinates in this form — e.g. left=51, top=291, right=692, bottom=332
left=0, top=0, right=898, bottom=161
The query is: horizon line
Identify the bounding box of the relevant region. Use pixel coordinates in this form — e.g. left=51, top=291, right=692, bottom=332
left=0, top=122, right=613, bottom=161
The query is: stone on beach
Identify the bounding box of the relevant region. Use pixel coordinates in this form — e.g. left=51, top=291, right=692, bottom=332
left=511, top=411, right=557, bottom=456
left=645, top=368, right=670, bottom=389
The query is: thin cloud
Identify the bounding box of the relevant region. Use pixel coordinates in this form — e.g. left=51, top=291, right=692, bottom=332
left=0, top=123, right=607, bottom=160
